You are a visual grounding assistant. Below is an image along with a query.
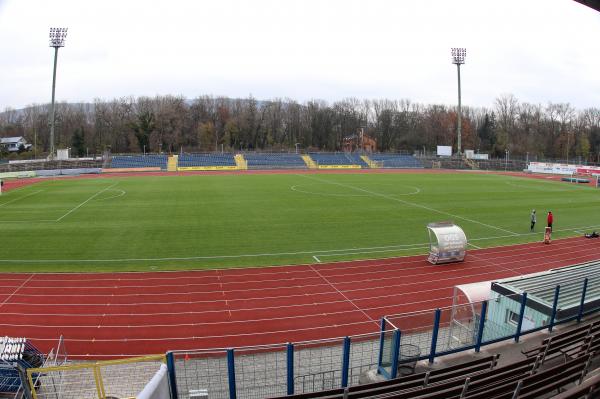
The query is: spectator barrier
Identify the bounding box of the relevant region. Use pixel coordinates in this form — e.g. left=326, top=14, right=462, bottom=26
left=26, top=354, right=166, bottom=399
left=159, top=274, right=598, bottom=399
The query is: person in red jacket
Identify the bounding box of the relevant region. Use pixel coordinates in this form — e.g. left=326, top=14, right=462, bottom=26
left=547, top=211, right=553, bottom=232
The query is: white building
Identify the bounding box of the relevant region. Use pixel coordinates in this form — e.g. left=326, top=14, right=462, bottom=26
left=0, top=136, right=32, bottom=152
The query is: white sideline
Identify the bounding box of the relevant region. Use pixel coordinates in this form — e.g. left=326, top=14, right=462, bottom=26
left=0, top=223, right=597, bottom=263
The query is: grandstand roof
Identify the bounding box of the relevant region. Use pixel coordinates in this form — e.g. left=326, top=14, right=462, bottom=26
left=492, top=261, right=600, bottom=318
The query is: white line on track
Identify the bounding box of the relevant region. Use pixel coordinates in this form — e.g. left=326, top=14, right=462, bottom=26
left=0, top=292, right=454, bottom=317
left=55, top=182, right=119, bottom=222
left=0, top=234, right=595, bottom=289
left=3, top=240, right=598, bottom=339
left=3, top=252, right=542, bottom=296
left=0, top=274, right=34, bottom=310
left=3, top=238, right=595, bottom=303
left=0, top=263, right=563, bottom=300
left=19, top=320, right=382, bottom=343
left=0, top=298, right=455, bottom=329
left=298, top=174, right=519, bottom=236
left=0, top=240, right=594, bottom=293
left=467, top=251, right=523, bottom=275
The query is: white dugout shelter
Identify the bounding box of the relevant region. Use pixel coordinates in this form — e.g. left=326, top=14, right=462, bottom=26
left=426, top=222, right=467, bottom=264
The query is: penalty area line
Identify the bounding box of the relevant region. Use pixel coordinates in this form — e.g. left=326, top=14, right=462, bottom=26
left=0, top=190, right=44, bottom=208
left=55, top=182, right=119, bottom=222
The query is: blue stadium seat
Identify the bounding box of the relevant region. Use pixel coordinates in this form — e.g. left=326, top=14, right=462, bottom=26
left=109, top=155, right=168, bottom=169
left=309, top=153, right=367, bottom=167
left=178, top=153, right=236, bottom=167
left=244, top=153, right=307, bottom=169
left=369, top=153, right=423, bottom=168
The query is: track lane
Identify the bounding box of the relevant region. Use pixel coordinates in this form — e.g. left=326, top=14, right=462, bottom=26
left=2, top=236, right=599, bottom=357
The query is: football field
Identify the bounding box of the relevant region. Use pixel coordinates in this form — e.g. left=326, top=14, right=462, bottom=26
left=1, top=171, right=599, bottom=272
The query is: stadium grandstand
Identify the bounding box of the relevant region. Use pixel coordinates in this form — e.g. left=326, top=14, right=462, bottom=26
left=308, top=153, right=368, bottom=168
left=244, top=153, right=307, bottom=169
left=109, top=154, right=168, bottom=170
left=177, top=153, right=237, bottom=168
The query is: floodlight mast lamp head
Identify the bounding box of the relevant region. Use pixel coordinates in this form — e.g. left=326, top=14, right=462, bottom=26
left=451, top=47, right=466, bottom=65
left=49, top=27, right=68, bottom=47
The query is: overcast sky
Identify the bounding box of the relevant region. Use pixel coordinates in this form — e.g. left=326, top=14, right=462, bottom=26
left=0, top=0, right=599, bottom=111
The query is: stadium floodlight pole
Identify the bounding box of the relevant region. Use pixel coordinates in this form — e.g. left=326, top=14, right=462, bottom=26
left=48, top=27, right=68, bottom=160
left=451, top=48, right=466, bottom=156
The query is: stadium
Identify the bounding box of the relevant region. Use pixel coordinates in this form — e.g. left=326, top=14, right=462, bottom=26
left=2, top=1, right=600, bottom=399
left=3, top=151, right=600, bottom=398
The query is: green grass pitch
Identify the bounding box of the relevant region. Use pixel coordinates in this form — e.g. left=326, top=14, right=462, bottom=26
left=1, top=172, right=599, bottom=272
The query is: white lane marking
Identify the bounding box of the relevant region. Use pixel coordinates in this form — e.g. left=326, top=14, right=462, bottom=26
left=309, top=264, right=380, bottom=327
left=313, top=255, right=321, bottom=263
left=0, top=274, right=34, bottom=309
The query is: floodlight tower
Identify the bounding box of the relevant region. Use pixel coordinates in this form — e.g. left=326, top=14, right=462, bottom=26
left=451, top=47, right=466, bottom=156
left=48, top=27, right=68, bottom=159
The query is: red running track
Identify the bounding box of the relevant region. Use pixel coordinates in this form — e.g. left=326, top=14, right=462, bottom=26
left=0, top=236, right=598, bottom=358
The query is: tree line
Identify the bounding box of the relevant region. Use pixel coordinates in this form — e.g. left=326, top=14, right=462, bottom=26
left=1, top=94, right=599, bottom=161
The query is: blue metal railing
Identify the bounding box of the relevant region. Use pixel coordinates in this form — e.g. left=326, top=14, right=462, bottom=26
left=164, top=277, right=598, bottom=398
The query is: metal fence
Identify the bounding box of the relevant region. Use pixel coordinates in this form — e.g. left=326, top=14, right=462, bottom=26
left=19, top=276, right=600, bottom=399
left=168, top=332, right=380, bottom=399
left=163, top=275, right=600, bottom=399
left=381, top=276, right=600, bottom=373
left=26, top=355, right=165, bottom=399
